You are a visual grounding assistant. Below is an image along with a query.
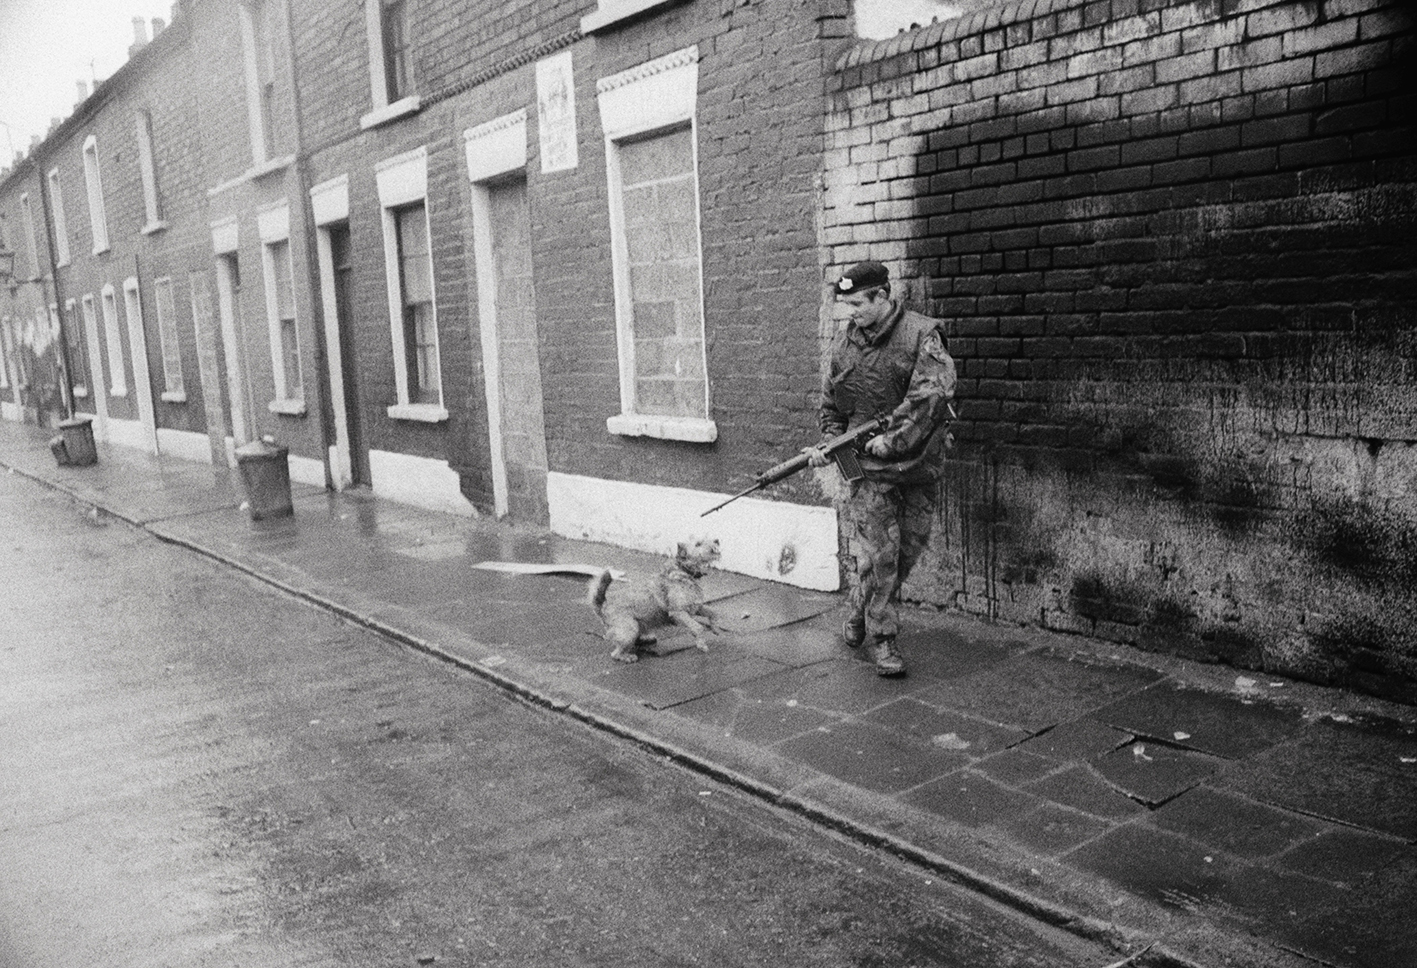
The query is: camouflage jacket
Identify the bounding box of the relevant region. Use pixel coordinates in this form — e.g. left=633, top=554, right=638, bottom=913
left=820, top=302, right=956, bottom=484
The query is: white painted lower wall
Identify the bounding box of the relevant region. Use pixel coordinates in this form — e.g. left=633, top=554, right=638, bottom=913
left=102, top=417, right=149, bottom=451
left=546, top=471, right=840, bottom=591
left=156, top=428, right=214, bottom=464
left=369, top=448, right=474, bottom=517
left=288, top=453, right=326, bottom=488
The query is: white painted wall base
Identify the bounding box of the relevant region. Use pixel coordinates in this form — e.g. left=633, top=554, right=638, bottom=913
left=156, top=428, right=214, bottom=464
left=546, top=471, right=840, bottom=591
left=369, top=448, right=474, bottom=517
left=0, top=402, right=19, bottom=421
left=102, top=417, right=150, bottom=451
left=288, top=453, right=326, bottom=488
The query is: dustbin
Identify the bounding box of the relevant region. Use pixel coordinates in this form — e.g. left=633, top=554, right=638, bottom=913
left=49, top=415, right=98, bottom=467
left=234, top=437, right=294, bottom=521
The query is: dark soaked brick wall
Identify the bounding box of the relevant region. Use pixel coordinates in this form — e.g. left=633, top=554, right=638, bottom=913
left=824, top=0, right=1417, bottom=700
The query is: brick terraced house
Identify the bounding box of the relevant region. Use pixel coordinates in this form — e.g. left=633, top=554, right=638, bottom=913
left=1, top=0, right=1414, bottom=701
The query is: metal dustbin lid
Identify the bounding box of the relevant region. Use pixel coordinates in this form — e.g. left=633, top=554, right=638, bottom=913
left=59, top=415, right=93, bottom=428
left=234, top=437, right=287, bottom=462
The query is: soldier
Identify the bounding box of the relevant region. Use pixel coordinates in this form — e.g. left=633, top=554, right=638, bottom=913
left=806, top=261, right=956, bottom=675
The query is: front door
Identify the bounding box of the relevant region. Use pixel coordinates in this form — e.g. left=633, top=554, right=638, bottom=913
left=329, top=224, right=368, bottom=486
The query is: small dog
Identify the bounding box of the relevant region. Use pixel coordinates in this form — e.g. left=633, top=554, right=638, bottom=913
left=587, top=538, right=724, bottom=663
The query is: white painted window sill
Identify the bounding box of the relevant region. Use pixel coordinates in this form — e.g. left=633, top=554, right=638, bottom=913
left=607, top=413, right=717, bottom=443
left=581, top=0, right=688, bottom=33
left=161, top=390, right=187, bottom=403
left=72, top=386, right=89, bottom=398
left=248, top=155, right=295, bottom=181
left=361, top=96, right=422, bottom=131
left=387, top=402, right=449, bottom=423
left=268, top=398, right=307, bottom=416
left=109, top=387, right=128, bottom=398
left=141, top=220, right=169, bottom=236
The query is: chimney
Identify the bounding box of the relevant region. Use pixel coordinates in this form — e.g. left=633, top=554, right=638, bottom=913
left=76, top=80, right=89, bottom=106
left=130, top=17, right=149, bottom=55
left=152, top=17, right=165, bottom=37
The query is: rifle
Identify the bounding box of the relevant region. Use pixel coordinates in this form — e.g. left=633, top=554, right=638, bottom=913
left=700, top=417, right=886, bottom=517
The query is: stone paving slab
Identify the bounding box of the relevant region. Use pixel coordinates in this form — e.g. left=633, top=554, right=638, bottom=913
left=1092, top=742, right=1222, bottom=807
left=1093, top=680, right=1306, bottom=760
left=917, top=649, right=1166, bottom=733
left=1150, top=787, right=1323, bottom=860
left=1216, top=714, right=1417, bottom=840
left=774, top=719, right=966, bottom=794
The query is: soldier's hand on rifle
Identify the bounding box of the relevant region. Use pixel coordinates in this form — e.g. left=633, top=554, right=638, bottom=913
left=863, top=436, right=891, bottom=458
left=802, top=445, right=830, bottom=468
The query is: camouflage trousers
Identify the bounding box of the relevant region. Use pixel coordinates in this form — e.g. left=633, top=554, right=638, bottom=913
left=839, top=477, right=937, bottom=643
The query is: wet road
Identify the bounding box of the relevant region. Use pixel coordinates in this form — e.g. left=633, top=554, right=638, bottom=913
left=0, top=471, right=1116, bottom=967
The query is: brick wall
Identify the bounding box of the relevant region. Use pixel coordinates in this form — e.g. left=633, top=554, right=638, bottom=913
left=824, top=0, right=1417, bottom=700
left=296, top=0, right=854, bottom=514
left=534, top=0, right=854, bottom=503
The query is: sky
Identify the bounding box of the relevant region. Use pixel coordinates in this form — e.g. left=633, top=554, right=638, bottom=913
left=856, top=0, right=962, bottom=40
left=0, top=0, right=177, bottom=161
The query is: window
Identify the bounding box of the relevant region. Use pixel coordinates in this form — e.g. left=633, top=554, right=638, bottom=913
left=239, top=0, right=281, bottom=164
left=100, top=284, right=126, bottom=396
left=82, top=135, right=109, bottom=254
left=361, top=0, right=420, bottom=128
left=258, top=202, right=303, bottom=411
left=19, top=193, right=39, bottom=280
left=377, top=147, right=443, bottom=419
left=597, top=46, right=712, bottom=442
left=395, top=205, right=437, bottom=404
left=64, top=299, right=89, bottom=397
left=47, top=169, right=70, bottom=266
left=154, top=277, right=184, bottom=400
left=136, top=111, right=165, bottom=232
left=81, top=294, right=102, bottom=393
left=381, top=0, right=410, bottom=102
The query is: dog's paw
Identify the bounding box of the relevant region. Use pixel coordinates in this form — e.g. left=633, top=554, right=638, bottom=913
left=694, top=638, right=711, bottom=652
left=612, top=651, right=639, bottom=663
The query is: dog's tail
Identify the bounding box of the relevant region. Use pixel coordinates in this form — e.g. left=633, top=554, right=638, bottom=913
left=587, top=569, right=613, bottom=615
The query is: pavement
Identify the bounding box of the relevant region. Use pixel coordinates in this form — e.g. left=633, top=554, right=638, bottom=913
left=3, top=419, right=1416, bottom=968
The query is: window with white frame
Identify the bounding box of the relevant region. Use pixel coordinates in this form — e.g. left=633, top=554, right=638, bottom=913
left=82, top=135, right=109, bottom=254
left=376, top=147, right=443, bottom=419
left=239, top=0, right=281, bottom=165
left=153, top=277, right=185, bottom=400
left=63, top=299, right=89, bottom=397
left=395, top=204, right=437, bottom=404
left=81, top=294, right=101, bottom=393
left=258, top=203, right=303, bottom=411
left=100, top=284, right=126, bottom=396
left=597, top=46, right=713, bottom=442
left=362, top=0, right=420, bottom=128
left=47, top=169, right=70, bottom=266
left=136, top=111, right=165, bottom=232
left=19, top=193, right=40, bottom=280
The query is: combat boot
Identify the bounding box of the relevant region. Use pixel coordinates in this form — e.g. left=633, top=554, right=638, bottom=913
left=869, top=638, right=905, bottom=676
left=841, top=613, right=865, bottom=649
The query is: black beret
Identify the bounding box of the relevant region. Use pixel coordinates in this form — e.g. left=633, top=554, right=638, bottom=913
left=835, top=261, right=890, bottom=294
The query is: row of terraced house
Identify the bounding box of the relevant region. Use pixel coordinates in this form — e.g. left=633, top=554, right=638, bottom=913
left=2, top=0, right=1415, bottom=702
